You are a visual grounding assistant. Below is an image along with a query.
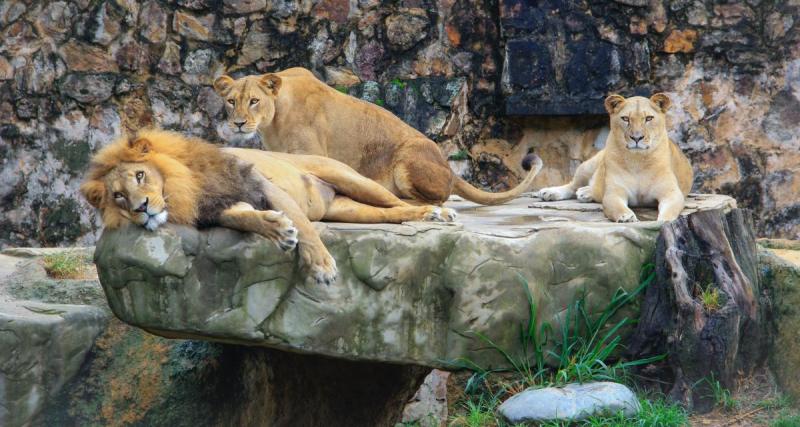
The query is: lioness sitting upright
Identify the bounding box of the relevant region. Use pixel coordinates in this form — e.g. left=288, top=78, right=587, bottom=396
left=535, top=93, right=693, bottom=222
left=213, top=67, right=542, bottom=206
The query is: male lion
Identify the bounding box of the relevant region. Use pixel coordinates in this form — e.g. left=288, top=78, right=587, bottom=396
left=535, top=94, right=693, bottom=222
left=213, top=68, right=542, bottom=206
left=80, top=129, right=456, bottom=286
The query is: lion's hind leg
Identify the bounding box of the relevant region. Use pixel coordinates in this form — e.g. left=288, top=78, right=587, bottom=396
left=323, top=196, right=456, bottom=224
left=218, top=202, right=299, bottom=251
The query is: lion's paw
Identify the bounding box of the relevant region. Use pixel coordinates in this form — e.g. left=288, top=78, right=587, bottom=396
left=263, top=210, right=299, bottom=252
left=576, top=186, right=594, bottom=203
left=301, top=246, right=338, bottom=286
left=424, top=207, right=458, bottom=222
left=615, top=211, right=639, bottom=223
left=535, top=186, right=574, bottom=201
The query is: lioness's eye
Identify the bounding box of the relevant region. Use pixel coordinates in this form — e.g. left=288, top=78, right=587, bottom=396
left=113, top=192, right=125, bottom=199
left=250, top=98, right=259, bottom=106
left=621, top=117, right=630, bottom=123
left=135, top=171, right=144, bottom=183
left=227, top=99, right=235, bottom=105
left=645, top=116, right=654, bottom=122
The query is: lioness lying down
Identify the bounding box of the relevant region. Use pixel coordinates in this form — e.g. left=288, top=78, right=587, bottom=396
left=536, top=94, right=693, bottom=222
left=213, top=67, right=542, bottom=206
left=80, top=129, right=456, bottom=286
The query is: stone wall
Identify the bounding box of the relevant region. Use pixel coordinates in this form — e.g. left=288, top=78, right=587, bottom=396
left=0, top=0, right=798, bottom=247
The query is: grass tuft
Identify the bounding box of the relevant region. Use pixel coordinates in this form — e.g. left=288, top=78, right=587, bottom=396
left=699, top=286, right=721, bottom=312
left=771, top=414, right=800, bottom=427
left=448, top=150, right=470, bottom=161
left=704, top=373, right=740, bottom=411
left=42, top=251, right=91, bottom=279
left=449, top=264, right=662, bottom=390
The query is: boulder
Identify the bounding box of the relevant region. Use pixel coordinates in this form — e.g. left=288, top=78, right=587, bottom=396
left=497, top=382, right=640, bottom=423
left=0, top=299, right=107, bottom=427
left=94, top=194, right=736, bottom=369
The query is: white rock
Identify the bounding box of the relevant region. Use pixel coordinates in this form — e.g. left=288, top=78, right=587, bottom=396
left=498, top=382, right=640, bottom=423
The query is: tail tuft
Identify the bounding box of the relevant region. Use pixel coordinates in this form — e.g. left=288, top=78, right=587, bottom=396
left=522, top=153, right=542, bottom=172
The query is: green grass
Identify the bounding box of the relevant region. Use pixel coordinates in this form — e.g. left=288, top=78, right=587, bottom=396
left=539, top=398, right=689, bottom=427
left=704, top=373, right=739, bottom=411
left=42, top=251, right=91, bottom=279
left=771, top=414, right=800, bottom=427
left=450, top=264, right=662, bottom=390
left=446, top=265, right=687, bottom=426
left=334, top=85, right=349, bottom=94
left=448, top=150, right=470, bottom=161
left=391, top=78, right=407, bottom=89
left=374, top=98, right=385, bottom=107
left=698, top=285, right=721, bottom=312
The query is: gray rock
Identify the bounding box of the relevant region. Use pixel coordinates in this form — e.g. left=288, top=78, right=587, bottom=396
left=223, top=0, right=266, bottom=14
left=498, top=382, right=640, bottom=423
left=158, top=41, right=182, bottom=75
left=385, top=9, right=429, bottom=51
left=60, top=73, right=115, bottom=104
left=0, top=300, right=107, bottom=427
left=94, top=194, right=736, bottom=368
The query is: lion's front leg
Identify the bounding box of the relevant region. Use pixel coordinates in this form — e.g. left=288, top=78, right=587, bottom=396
left=218, top=202, right=299, bottom=252
left=256, top=179, right=339, bottom=286
left=656, top=189, right=686, bottom=222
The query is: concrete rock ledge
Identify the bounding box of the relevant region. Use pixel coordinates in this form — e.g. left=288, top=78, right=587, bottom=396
left=95, top=194, right=736, bottom=368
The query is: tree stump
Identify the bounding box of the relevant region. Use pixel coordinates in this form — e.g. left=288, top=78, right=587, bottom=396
left=627, top=209, right=769, bottom=412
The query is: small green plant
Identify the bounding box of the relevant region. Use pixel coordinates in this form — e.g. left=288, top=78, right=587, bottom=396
left=449, top=393, right=503, bottom=427
left=390, top=78, right=407, bottom=89
left=704, top=373, right=739, bottom=411
left=448, top=150, right=470, bottom=161
left=698, top=285, right=721, bottom=311
left=42, top=251, right=91, bottom=279
left=374, top=98, right=385, bottom=107
left=771, top=414, right=800, bottom=427
left=757, top=395, right=792, bottom=410
left=450, top=264, right=663, bottom=389
left=334, top=85, right=349, bottom=94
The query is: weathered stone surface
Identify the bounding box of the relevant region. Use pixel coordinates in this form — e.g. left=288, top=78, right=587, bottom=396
left=0, top=299, right=107, bottom=427
left=173, top=11, right=214, bottom=41
left=223, top=0, right=266, bottom=14
left=58, top=40, right=119, bottom=73
left=759, top=241, right=800, bottom=400
left=385, top=8, right=429, bottom=51
left=60, top=73, right=115, bottom=104
left=0, top=250, right=430, bottom=427
left=158, top=41, right=182, bottom=75
left=498, top=382, right=640, bottom=423
left=402, top=369, right=449, bottom=426
left=139, top=0, right=168, bottom=43
left=663, top=29, right=698, bottom=53
left=94, top=195, right=735, bottom=368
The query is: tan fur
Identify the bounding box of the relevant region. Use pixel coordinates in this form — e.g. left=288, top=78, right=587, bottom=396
left=535, top=94, right=693, bottom=222
left=213, top=67, right=542, bottom=205
left=81, top=129, right=456, bottom=286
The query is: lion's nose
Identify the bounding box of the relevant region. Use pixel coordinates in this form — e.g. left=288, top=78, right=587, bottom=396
left=234, top=119, right=246, bottom=128
left=630, top=134, right=644, bottom=143
left=134, top=197, right=149, bottom=213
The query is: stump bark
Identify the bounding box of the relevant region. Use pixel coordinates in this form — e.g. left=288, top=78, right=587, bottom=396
left=627, top=209, right=769, bottom=412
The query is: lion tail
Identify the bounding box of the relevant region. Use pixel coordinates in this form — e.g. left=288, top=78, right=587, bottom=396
left=453, top=153, right=543, bottom=205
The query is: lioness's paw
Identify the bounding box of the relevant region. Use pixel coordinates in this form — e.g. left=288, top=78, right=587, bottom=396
left=301, top=246, right=338, bottom=286
left=536, top=186, right=573, bottom=201
left=424, top=207, right=458, bottom=222
left=615, top=211, right=639, bottom=223
left=576, top=186, right=594, bottom=203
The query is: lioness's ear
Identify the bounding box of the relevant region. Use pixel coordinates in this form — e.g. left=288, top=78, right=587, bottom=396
left=259, top=74, right=282, bottom=96
left=214, top=75, right=234, bottom=94
left=604, top=94, right=626, bottom=115
left=80, top=180, right=105, bottom=208
left=129, top=136, right=152, bottom=154
left=650, top=93, right=671, bottom=113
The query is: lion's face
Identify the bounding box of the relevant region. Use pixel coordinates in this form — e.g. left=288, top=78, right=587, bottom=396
left=213, top=74, right=282, bottom=141
left=605, top=94, right=671, bottom=152
left=102, top=162, right=168, bottom=231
